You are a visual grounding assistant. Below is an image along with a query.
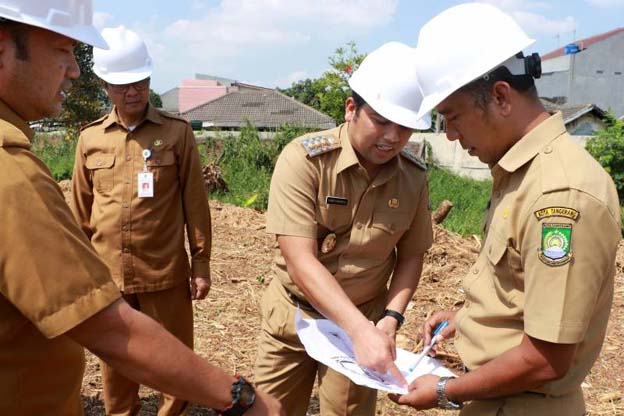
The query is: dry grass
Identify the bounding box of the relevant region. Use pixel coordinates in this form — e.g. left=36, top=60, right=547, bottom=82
left=79, top=200, right=624, bottom=415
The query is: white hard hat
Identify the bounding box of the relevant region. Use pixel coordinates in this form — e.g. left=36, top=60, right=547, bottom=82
left=415, top=2, right=535, bottom=119
left=0, top=0, right=107, bottom=48
left=348, top=41, right=431, bottom=130
left=93, top=26, right=153, bottom=85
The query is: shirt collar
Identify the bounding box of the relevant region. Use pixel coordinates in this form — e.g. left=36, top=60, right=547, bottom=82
left=102, top=104, right=164, bottom=130
left=496, top=111, right=567, bottom=174
left=0, top=99, right=34, bottom=148
left=334, top=122, right=399, bottom=183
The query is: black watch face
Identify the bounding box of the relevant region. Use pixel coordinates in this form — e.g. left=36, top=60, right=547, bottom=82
left=239, top=383, right=256, bottom=408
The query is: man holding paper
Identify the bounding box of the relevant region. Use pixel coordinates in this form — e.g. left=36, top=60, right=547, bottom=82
left=254, top=42, right=433, bottom=415
left=392, top=3, right=620, bottom=415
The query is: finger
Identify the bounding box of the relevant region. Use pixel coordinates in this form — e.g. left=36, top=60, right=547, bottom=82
left=190, top=281, right=198, bottom=300
left=388, top=393, right=400, bottom=403
left=387, top=362, right=407, bottom=387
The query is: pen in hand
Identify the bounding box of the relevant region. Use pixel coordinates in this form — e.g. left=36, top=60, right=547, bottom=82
left=407, top=320, right=449, bottom=372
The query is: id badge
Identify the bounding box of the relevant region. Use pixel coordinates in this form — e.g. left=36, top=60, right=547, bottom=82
left=138, top=172, right=154, bottom=198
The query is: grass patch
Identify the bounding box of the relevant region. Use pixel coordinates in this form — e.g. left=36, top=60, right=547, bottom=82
left=31, top=132, right=76, bottom=181
left=428, top=166, right=492, bottom=237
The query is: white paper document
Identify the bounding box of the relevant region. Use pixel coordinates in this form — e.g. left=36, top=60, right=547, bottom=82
left=295, top=310, right=456, bottom=394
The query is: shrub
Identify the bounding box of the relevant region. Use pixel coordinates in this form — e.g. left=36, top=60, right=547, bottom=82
left=586, top=112, right=624, bottom=201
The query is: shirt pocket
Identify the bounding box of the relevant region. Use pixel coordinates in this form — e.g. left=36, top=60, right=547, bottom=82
left=146, top=149, right=176, bottom=185
left=318, top=204, right=352, bottom=232
left=486, top=232, right=522, bottom=305
left=368, top=212, right=411, bottom=260
left=85, top=153, right=115, bottom=193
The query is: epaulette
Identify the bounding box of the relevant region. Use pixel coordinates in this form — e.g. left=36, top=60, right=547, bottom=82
left=400, top=142, right=427, bottom=171
left=300, top=134, right=341, bottom=157
left=80, top=114, right=108, bottom=132
left=539, top=144, right=569, bottom=194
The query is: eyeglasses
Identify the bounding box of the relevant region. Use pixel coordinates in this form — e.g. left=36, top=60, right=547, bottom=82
left=107, top=78, right=150, bottom=93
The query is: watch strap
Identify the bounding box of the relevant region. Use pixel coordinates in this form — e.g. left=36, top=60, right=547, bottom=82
left=382, top=309, right=405, bottom=329
left=436, top=376, right=462, bottom=409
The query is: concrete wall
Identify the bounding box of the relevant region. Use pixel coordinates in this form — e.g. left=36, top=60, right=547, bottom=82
left=537, top=31, right=624, bottom=117
left=409, top=133, right=592, bottom=180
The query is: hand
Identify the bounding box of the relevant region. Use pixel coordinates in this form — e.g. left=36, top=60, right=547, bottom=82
left=351, top=321, right=407, bottom=387
left=247, top=389, right=285, bottom=416
left=376, top=316, right=398, bottom=340
left=423, top=310, right=456, bottom=356
left=191, top=276, right=211, bottom=300
left=388, top=374, right=440, bottom=410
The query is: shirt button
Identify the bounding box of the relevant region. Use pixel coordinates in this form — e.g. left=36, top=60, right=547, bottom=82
left=123, top=248, right=130, bottom=253
left=122, top=225, right=128, bottom=231
left=126, top=155, right=132, bottom=161
left=356, top=223, right=363, bottom=230
left=543, top=145, right=553, bottom=154
left=96, top=160, right=103, bottom=167
left=122, top=203, right=129, bottom=208
left=472, top=268, right=479, bottom=275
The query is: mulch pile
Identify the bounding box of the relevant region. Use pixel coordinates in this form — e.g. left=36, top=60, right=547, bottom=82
left=74, top=198, right=623, bottom=415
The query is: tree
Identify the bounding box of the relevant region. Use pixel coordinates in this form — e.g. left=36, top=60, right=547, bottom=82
left=149, top=89, right=163, bottom=108
left=51, top=44, right=108, bottom=136
left=281, top=41, right=366, bottom=124
left=586, top=112, right=624, bottom=201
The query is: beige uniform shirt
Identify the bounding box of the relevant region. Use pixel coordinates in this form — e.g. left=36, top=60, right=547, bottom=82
left=71, top=105, right=211, bottom=293
left=455, top=112, right=620, bottom=396
left=266, top=123, right=433, bottom=306
left=0, top=100, right=122, bottom=415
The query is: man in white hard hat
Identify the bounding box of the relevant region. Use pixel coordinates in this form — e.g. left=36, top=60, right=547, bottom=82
left=70, top=25, right=212, bottom=416
left=0, top=2, right=282, bottom=416
left=253, top=41, right=433, bottom=415
left=390, top=3, right=620, bottom=415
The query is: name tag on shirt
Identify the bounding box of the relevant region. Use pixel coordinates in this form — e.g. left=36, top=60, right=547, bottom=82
left=326, top=196, right=348, bottom=206
left=138, top=172, right=154, bottom=198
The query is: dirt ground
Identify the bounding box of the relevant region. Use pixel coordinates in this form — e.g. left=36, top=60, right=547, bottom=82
left=76, top=198, right=624, bottom=415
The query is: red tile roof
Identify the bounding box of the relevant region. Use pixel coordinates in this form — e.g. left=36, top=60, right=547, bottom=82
left=542, top=27, right=624, bottom=60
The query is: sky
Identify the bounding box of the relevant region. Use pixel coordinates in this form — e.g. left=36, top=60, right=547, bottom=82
left=92, top=0, right=624, bottom=94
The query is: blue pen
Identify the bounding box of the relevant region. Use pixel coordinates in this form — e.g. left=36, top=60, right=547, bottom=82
left=408, top=320, right=449, bottom=372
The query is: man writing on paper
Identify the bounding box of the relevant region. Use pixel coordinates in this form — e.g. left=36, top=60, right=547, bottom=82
left=254, top=41, right=433, bottom=415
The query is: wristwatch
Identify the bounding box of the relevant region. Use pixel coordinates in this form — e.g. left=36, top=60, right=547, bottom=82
left=220, top=376, right=256, bottom=416
left=382, top=309, right=405, bottom=330
left=436, top=376, right=463, bottom=410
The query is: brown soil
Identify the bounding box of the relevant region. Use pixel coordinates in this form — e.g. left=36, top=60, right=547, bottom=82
left=74, top=197, right=623, bottom=415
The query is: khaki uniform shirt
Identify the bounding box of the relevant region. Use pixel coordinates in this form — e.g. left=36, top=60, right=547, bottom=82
left=266, top=123, right=433, bottom=306
left=455, top=112, right=621, bottom=396
left=0, top=100, right=122, bottom=415
left=71, top=106, right=211, bottom=294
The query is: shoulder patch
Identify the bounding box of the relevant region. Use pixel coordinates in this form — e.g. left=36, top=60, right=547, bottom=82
left=400, top=143, right=427, bottom=171
left=80, top=114, right=108, bottom=132
left=534, top=206, right=579, bottom=221
left=300, top=135, right=341, bottom=157
left=539, top=223, right=573, bottom=266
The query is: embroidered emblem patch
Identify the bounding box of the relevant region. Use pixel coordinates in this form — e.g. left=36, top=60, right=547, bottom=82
left=534, top=207, right=579, bottom=221
left=539, top=223, right=572, bottom=266
left=321, top=233, right=337, bottom=254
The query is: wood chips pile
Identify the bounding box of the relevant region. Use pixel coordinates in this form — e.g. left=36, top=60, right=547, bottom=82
left=75, top=200, right=623, bottom=415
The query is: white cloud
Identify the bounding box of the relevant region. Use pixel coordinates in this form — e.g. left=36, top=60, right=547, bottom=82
left=475, top=0, right=577, bottom=35
left=93, top=11, right=114, bottom=29
left=585, top=0, right=624, bottom=6
left=140, top=0, right=397, bottom=91
left=274, top=70, right=309, bottom=88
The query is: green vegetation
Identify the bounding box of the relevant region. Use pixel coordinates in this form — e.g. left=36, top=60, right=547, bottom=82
left=32, top=133, right=76, bottom=181
left=33, top=122, right=492, bottom=236
left=586, top=111, right=624, bottom=200
left=197, top=122, right=312, bottom=210
left=428, top=166, right=491, bottom=236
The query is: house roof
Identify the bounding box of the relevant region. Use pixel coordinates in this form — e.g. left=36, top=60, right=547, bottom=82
left=540, top=99, right=606, bottom=123
left=542, top=27, right=624, bottom=60
left=180, top=89, right=336, bottom=129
